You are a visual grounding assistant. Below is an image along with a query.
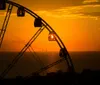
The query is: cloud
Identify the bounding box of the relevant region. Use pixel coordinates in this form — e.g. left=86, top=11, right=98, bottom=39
left=0, top=12, right=17, bottom=16
left=12, top=0, right=85, bottom=6
left=73, top=4, right=100, bottom=18
left=35, top=5, right=100, bottom=19
left=10, top=0, right=85, bottom=10
left=35, top=6, right=82, bottom=18
left=3, top=0, right=100, bottom=11
left=80, top=12, right=100, bottom=16
left=1, top=1, right=100, bottom=19
left=0, top=12, right=5, bottom=16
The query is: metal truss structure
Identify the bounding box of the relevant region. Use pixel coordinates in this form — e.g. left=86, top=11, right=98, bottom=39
left=0, top=0, right=75, bottom=79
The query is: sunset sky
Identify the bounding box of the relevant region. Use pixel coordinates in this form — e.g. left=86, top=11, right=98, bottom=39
left=0, top=0, right=100, bottom=52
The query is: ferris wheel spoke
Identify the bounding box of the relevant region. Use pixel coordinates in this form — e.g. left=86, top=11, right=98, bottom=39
left=0, top=26, right=45, bottom=79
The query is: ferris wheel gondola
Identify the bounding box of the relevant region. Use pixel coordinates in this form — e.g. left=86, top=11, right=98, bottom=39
left=34, top=18, right=42, bottom=27
left=17, top=7, right=25, bottom=17
left=0, top=0, right=6, bottom=10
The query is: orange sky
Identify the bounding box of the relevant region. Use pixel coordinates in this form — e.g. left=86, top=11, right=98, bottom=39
left=0, top=0, right=100, bottom=52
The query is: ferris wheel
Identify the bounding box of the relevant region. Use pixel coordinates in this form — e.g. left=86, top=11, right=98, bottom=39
left=0, top=0, right=75, bottom=79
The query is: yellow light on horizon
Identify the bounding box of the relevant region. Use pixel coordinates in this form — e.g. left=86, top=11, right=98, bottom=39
left=48, top=32, right=56, bottom=41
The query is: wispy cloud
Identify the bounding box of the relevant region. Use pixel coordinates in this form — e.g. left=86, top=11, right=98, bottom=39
left=0, top=12, right=16, bottom=16
left=35, top=7, right=82, bottom=18
left=79, top=12, right=100, bottom=16
left=35, top=4, right=100, bottom=19
left=0, top=12, right=5, bottom=16
left=1, top=1, right=100, bottom=19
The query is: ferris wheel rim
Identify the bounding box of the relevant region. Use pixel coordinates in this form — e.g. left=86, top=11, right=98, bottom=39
left=6, top=0, right=74, bottom=71
left=0, top=0, right=75, bottom=78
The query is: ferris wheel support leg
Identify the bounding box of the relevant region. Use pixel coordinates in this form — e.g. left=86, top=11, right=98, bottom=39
left=62, top=48, right=75, bottom=72
left=65, top=53, right=75, bottom=72
left=0, top=4, right=13, bottom=47
left=55, top=36, right=75, bottom=72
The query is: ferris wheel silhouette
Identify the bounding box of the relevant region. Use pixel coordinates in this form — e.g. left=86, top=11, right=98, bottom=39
left=0, top=0, right=75, bottom=79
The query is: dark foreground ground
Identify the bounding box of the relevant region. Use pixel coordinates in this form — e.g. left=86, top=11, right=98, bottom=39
left=0, top=69, right=100, bottom=85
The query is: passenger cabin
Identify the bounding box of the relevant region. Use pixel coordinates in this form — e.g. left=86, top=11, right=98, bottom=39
left=48, top=32, right=56, bottom=41
left=0, top=0, right=6, bottom=10
left=34, top=18, right=42, bottom=27
left=59, top=48, right=66, bottom=57
left=17, top=7, right=25, bottom=17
